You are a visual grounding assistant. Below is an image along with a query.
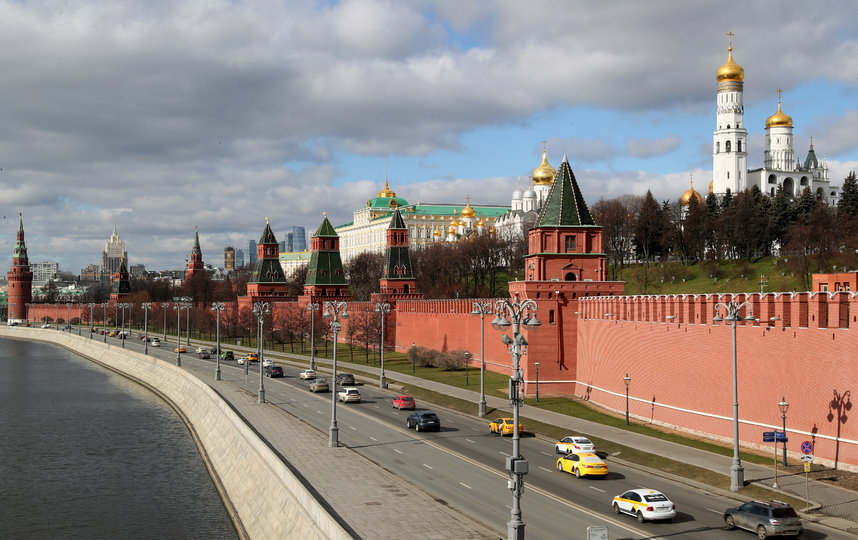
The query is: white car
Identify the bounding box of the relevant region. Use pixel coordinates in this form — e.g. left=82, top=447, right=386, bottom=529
left=299, top=369, right=316, bottom=380
left=612, top=489, right=676, bottom=523
left=41, top=323, right=52, bottom=328
left=555, top=436, right=596, bottom=454
left=262, top=358, right=274, bottom=368
left=237, top=356, right=247, bottom=365
left=337, top=387, right=361, bottom=403
left=151, top=338, right=161, bottom=347
left=195, top=346, right=209, bottom=354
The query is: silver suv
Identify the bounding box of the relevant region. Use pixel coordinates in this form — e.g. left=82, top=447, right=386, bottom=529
left=724, top=500, right=802, bottom=538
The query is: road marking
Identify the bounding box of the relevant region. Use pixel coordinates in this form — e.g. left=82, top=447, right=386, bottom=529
left=370, top=436, right=378, bottom=441
left=471, top=427, right=479, bottom=431
left=539, top=466, right=552, bottom=473
left=706, top=508, right=723, bottom=515
left=302, top=404, right=309, bottom=408
left=373, top=405, right=379, bottom=409
left=540, top=451, right=552, bottom=456
left=316, top=410, right=323, bottom=414
left=394, top=449, right=403, bottom=454
left=499, top=451, right=510, bottom=456
left=589, top=486, right=605, bottom=493
left=423, top=464, right=433, bottom=470
left=465, top=439, right=475, bottom=444
left=459, top=482, right=471, bottom=489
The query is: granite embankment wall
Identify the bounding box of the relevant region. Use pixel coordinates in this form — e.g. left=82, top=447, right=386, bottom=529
left=0, top=326, right=349, bottom=540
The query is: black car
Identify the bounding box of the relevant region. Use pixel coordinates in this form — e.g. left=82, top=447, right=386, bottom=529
left=724, top=500, right=802, bottom=538
left=406, top=411, right=441, bottom=432
left=265, top=365, right=284, bottom=378
left=221, top=351, right=234, bottom=361
left=198, top=352, right=211, bottom=359
left=336, top=373, right=355, bottom=386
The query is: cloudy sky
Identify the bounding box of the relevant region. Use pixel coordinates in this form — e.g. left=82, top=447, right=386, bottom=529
left=2, top=0, right=857, bottom=273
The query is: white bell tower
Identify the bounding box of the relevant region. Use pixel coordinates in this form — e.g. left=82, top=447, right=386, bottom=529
left=712, top=33, right=748, bottom=196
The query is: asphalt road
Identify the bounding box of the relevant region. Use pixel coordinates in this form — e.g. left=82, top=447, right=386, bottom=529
left=111, top=333, right=852, bottom=540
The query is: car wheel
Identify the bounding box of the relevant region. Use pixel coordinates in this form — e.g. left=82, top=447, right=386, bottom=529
left=612, top=503, right=620, bottom=515
left=415, top=423, right=421, bottom=432
left=636, top=511, right=645, bottom=523
left=725, top=515, right=736, bottom=530
left=556, top=461, right=563, bottom=471
left=574, top=467, right=581, bottom=478
left=757, top=526, right=768, bottom=539
left=406, top=420, right=411, bottom=428
left=555, top=446, right=562, bottom=454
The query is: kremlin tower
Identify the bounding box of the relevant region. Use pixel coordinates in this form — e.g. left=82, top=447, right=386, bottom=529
left=373, top=208, right=423, bottom=301
left=185, top=226, right=205, bottom=280
left=300, top=214, right=351, bottom=304
left=7, top=213, right=33, bottom=324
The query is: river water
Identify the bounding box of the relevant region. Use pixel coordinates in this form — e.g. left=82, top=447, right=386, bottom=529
left=0, top=338, right=237, bottom=539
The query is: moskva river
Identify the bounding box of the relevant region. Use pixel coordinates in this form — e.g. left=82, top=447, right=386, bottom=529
left=0, top=338, right=237, bottom=539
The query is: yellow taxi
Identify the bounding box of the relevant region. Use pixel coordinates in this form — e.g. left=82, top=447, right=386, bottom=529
left=174, top=346, right=187, bottom=353
left=489, top=417, right=523, bottom=436
left=556, top=452, right=609, bottom=478
left=247, top=353, right=259, bottom=362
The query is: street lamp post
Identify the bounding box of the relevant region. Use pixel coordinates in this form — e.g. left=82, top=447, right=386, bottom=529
left=779, top=396, right=789, bottom=467
left=101, top=303, right=108, bottom=342
left=411, top=342, right=416, bottom=374
left=88, top=303, right=96, bottom=338
left=375, top=302, right=391, bottom=388
left=66, top=303, right=71, bottom=332
left=253, top=302, right=270, bottom=403
left=713, top=300, right=755, bottom=491
left=465, top=351, right=470, bottom=386
left=186, top=305, right=191, bottom=346
left=174, top=302, right=189, bottom=366
left=471, top=301, right=493, bottom=417
left=306, top=302, right=319, bottom=370
left=118, top=303, right=131, bottom=348
left=77, top=303, right=81, bottom=335
left=162, top=302, right=169, bottom=341
left=623, top=373, right=631, bottom=425
left=142, top=303, right=152, bottom=354
left=534, top=361, right=540, bottom=403
left=491, top=294, right=540, bottom=540
left=323, top=301, right=348, bottom=447
left=55, top=304, right=59, bottom=330
left=212, top=302, right=225, bottom=381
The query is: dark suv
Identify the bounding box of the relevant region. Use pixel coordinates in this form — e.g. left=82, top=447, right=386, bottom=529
left=724, top=500, right=802, bottom=538
left=336, top=373, right=355, bottom=386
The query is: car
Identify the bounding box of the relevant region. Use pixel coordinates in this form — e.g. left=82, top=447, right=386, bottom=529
left=198, top=352, right=211, bottom=359
left=612, top=489, right=676, bottom=523
left=247, top=353, right=259, bottom=363
left=336, top=373, right=355, bottom=386
left=221, top=350, right=234, bottom=361
left=556, top=452, right=609, bottom=478
left=41, top=323, right=52, bottom=328
left=262, top=358, right=274, bottom=368
left=406, top=411, right=441, bottom=432
left=174, top=346, right=186, bottom=353
left=724, top=500, right=803, bottom=539
left=299, top=369, right=316, bottom=380
left=195, top=346, right=209, bottom=354
left=392, top=395, right=416, bottom=410
left=108, top=331, right=117, bottom=337
left=555, top=435, right=596, bottom=454
left=265, top=365, right=284, bottom=378
left=337, top=387, right=361, bottom=403
left=151, top=338, right=161, bottom=347
left=209, top=347, right=219, bottom=354
left=237, top=356, right=247, bottom=365
left=309, top=379, right=330, bottom=393
left=489, top=417, right=523, bottom=436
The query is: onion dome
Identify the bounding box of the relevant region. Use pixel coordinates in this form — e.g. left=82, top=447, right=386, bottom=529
left=447, top=223, right=457, bottom=234
left=377, top=179, right=396, bottom=198
left=708, top=180, right=714, bottom=195
left=523, top=181, right=536, bottom=200
left=433, top=227, right=442, bottom=237
left=476, top=214, right=486, bottom=227
left=512, top=178, right=523, bottom=200
left=680, top=181, right=703, bottom=206
left=716, top=45, right=744, bottom=82
left=766, top=99, right=793, bottom=128
left=532, top=149, right=556, bottom=185
left=461, top=201, right=476, bottom=218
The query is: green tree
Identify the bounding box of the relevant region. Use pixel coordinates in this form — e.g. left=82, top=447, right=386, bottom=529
left=768, top=185, right=796, bottom=252
left=837, top=171, right=858, bottom=219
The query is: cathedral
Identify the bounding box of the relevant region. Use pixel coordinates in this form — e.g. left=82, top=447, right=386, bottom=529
left=711, top=35, right=838, bottom=202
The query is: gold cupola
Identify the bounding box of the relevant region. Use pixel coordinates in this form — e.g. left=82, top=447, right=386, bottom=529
left=708, top=180, right=714, bottom=195
left=716, top=38, right=744, bottom=82
left=461, top=197, right=476, bottom=218
left=680, top=179, right=703, bottom=206
left=433, top=227, right=442, bottom=237
left=766, top=92, right=793, bottom=128
left=377, top=179, right=396, bottom=198
left=532, top=149, right=556, bottom=185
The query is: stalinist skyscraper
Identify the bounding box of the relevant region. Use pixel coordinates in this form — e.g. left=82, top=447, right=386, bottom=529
left=101, top=225, right=128, bottom=276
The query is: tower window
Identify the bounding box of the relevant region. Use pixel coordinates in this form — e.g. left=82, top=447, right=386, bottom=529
left=737, top=140, right=742, bottom=152
left=716, top=142, right=720, bottom=153
left=726, top=141, right=731, bottom=152
left=727, top=124, right=731, bottom=129
left=565, top=236, right=576, bottom=252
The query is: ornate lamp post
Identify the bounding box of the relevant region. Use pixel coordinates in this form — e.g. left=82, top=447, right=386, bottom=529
left=161, top=302, right=169, bottom=341
left=88, top=303, right=96, bottom=338
left=779, top=396, right=789, bottom=467
left=186, top=304, right=191, bottom=346
left=253, top=302, right=270, bottom=403
left=76, top=303, right=81, bottom=335
left=101, top=303, right=109, bottom=342
left=66, top=302, right=71, bottom=331
left=713, top=299, right=755, bottom=491
left=534, top=361, right=540, bottom=403
left=174, top=302, right=189, bottom=366
left=323, top=301, right=348, bottom=447
left=623, top=373, right=631, bottom=425
left=374, top=301, right=391, bottom=388
left=212, top=302, right=226, bottom=381
left=142, top=303, right=152, bottom=354
left=118, top=303, right=132, bottom=348
left=471, top=301, right=493, bottom=417
left=491, top=294, right=540, bottom=540
left=306, top=302, right=319, bottom=370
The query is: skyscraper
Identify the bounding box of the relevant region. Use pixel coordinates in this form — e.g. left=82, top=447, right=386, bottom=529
left=291, top=226, right=307, bottom=252
left=247, top=240, right=257, bottom=266
left=102, top=225, right=128, bottom=275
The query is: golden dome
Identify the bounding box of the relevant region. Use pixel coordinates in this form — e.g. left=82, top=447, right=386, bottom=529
left=433, top=227, right=442, bottom=237
left=766, top=101, right=793, bottom=128
left=447, top=223, right=457, bottom=234
left=461, top=200, right=476, bottom=218
left=680, top=181, right=703, bottom=206
left=708, top=180, right=714, bottom=195
left=377, top=179, right=396, bottom=198
left=476, top=215, right=486, bottom=227
left=532, top=149, right=556, bottom=185
left=716, top=46, right=744, bottom=82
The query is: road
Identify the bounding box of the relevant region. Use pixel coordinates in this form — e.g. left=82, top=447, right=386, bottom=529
left=112, top=333, right=852, bottom=539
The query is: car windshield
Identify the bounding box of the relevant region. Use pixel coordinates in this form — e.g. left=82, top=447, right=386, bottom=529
left=643, top=494, right=668, bottom=502
left=573, top=438, right=592, bottom=444
left=772, top=507, right=798, bottom=518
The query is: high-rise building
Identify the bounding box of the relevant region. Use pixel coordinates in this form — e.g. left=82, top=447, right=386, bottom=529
left=102, top=225, right=128, bottom=275
left=247, top=240, right=257, bottom=266
left=224, top=246, right=236, bottom=271
left=235, top=249, right=245, bottom=268
left=291, top=226, right=307, bottom=252
left=31, top=261, right=59, bottom=284
left=284, top=232, right=294, bottom=253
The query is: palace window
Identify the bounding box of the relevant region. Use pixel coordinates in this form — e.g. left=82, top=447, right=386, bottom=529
left=726, top=141, right=732, bottom=152
left=737, top=140, right=742, bottom=152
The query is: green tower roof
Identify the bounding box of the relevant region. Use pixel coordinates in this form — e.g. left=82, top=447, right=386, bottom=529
left=534, top=155, right=596, bottom=227
left=313, top=216, right=339, bottom=237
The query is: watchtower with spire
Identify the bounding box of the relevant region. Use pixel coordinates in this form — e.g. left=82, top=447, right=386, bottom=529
left=109, top=259, right=131, bottom=301
left=184, top=226, right=205, bottom=280
left=373, top=208, right=424, bottom=302
left=7, top=213, right=33, bottom=324
left=299, top=213, right=351, bottom=304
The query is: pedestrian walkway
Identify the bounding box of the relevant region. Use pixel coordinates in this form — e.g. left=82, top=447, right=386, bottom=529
left=261, top=348, right=858, bottom=535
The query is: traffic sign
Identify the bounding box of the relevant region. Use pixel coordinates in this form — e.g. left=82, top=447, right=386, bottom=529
left=801, top=441, right=813, bottom=454
left=775, top=431, right=787, bottom=440
left=763, top=431, right=776, bottom=442
left=804, top=462, right=812, bottom=473
left=801, top=454, right=814, bottom=463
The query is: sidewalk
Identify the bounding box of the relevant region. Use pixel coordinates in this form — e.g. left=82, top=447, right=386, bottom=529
left=262, top=348, right=858, bottom=535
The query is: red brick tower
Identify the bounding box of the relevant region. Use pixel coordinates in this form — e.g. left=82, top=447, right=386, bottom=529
left=373, top=208, right=424, bottom=301
left=299, top=214, right=351, bottom=305
left=238, top=219, right=290, bottom=312
left=7, top=213, right=33, bottom=324
left=184, top=226, right=205, bottom=280
left=509, top=155, right=623, bottom=394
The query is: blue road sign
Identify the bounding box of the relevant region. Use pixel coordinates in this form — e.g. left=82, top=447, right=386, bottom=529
left=763, top=431, right=775, bottom=442
left=801, top=441, right=813, bottom=454
left=775, top=432, right=787, bottom=440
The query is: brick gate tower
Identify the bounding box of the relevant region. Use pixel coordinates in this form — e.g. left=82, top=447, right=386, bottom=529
left=185, top=226, right=205, bottom=280
left=7, top=213, right=33, bottom=324
left=238, top=219, right=290, bottom=312
left=109, top=259, right=131, bottom=301
left=299, top=214, right=351, bottom=305
left=373, top=208, right=423, bottom=302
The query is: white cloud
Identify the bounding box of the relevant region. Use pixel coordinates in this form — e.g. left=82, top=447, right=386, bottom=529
left=626, top=136, right=681, bottom=158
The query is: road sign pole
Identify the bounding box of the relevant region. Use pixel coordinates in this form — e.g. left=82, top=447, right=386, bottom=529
left=773, top=439, right=779, bottom=488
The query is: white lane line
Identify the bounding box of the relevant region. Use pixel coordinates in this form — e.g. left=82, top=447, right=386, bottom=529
left=589, top=486, right=605, bottom=493
left=459, top=482, right=472, bottom=489
left=538, top=466, right=552, bottom=473
left=373, top=405, right=379, bottom=409
left=465, top=439, right=476, bottom=444
left=471, top=427, right=480, bottom=431
left=302, top=404, right=309, bottom=408
left=499, top=451, right=510, bottom=456
left=370, top=436, right=378, bottom=441
left=349, top=426, right=356, bottom=431
left=316, top=410, right=323, bottom=414
left=394, top=449, right=403, bottom=454
left=423, top=464, right=433, bottom=470
left=540, top=451, right=552, bottom=456
left=706, top=508, right=723, bottom=515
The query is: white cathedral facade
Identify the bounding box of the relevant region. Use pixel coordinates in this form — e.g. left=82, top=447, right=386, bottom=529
left=711, top=37, right=838, bottom=202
